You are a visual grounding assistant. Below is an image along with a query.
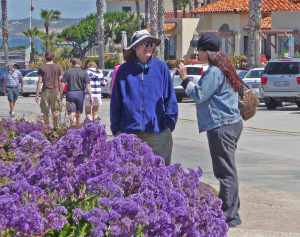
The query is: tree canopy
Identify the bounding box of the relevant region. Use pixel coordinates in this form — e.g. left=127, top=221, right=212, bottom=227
left=59, top=12, right=139, bottom=59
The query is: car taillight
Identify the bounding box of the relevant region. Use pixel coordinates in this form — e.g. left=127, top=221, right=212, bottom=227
left=200, top=67, right=204, bottom=75
left=297, top=77, right=300, bottom=85
left=105, top=79, right=108, bottom=82
left=261, top=77, right=268, bottom=85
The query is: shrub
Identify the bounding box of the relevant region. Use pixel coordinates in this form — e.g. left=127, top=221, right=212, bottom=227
left=0, top=120, right=229, bottom=236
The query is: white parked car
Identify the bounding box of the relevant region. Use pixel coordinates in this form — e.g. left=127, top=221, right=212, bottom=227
left=172, top=64, right=209, bottom=102
left=102, top=69, right=114, bottom=97
left=23, top=71, right=38, bottom=97
left=243, top=68, right=265, bottom=101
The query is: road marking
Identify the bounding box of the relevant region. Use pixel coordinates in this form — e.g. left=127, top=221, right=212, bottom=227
left=100, top=110, right=300, bottom=135
left=174, top=140, right=300, bottom=165
left=177, top=118, right=300, bottom=135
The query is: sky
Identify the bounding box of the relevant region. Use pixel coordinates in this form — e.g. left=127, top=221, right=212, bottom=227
left=7, top=0, right=105, bottom=20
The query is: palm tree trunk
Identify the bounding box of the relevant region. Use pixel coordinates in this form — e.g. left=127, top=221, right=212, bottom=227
left=157, top=0, right=164, bottom=60
left=1, top=0, right=9, bottom=64
left=97, top=0, right=105, bottom=69
left=246, top=0, right=262, bottom=70
left=194, top=0, right=198, bottom=9
left=45, top=24, right=50, bottom=52
left=172, top=0, right=177, bottom=18
left=149, top=0, right=160, bottom=58
left=30, top=40, right=35, bottom=64
left=136, top=0, right=141, bottom=30
left=145, top=0, right=149, bottom=28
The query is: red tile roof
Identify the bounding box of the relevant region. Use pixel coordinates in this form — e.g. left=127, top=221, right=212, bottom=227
left=164, top=11, right=190, bottom=18
left=244, top=16, right=271, bottom=30
left=191, top=0, right=300, bottom=14
left=146, top=23, right=177, bottom=33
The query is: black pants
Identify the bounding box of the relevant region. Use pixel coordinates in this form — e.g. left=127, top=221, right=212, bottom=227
left=207, top=120, right=243, bottom=223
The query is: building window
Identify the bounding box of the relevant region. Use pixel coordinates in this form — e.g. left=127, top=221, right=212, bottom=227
left=122, top=7, right=131, bottom=13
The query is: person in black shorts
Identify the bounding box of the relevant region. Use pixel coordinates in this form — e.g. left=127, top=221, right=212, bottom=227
left=60, top=58, right=93, bottom=126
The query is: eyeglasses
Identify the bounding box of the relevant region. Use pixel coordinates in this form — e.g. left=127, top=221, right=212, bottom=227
left=141, top=41, right=155, bottom=48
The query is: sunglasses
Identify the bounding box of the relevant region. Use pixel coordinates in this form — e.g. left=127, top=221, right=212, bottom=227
left=141, top=41, right=156, bottom=48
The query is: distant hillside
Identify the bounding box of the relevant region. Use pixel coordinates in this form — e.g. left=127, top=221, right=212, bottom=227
left=0, top=18, right=82, bottom=38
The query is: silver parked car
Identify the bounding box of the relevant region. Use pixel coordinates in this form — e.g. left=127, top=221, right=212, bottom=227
left=260, top=58, right=300, bottom=110
left=102, top=69, right=114, bottom=97
left=243, top=68, right=265, bottom=101
left=172, top=64, right=209, bottom=102
left=23, top=71, right=38, bottom=97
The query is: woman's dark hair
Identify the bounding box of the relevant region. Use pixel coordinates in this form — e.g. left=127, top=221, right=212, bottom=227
left=207, top=50, right=242, bottom=91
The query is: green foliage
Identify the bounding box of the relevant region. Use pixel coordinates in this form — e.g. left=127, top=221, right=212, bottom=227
left=165, top=60, right=182, bottom=69
left=59, top=12, right=139, bottom=58
left=104, top=11, right=138, bottom=44
left=84, top=57, right=99, bottom=68
left=55, top=47, right=73, bottom=60
left=57, top=57, right=72, bottom=72
left=85, top=55, right=119, bottom=69
left=104, top=54, right=119, bottom=69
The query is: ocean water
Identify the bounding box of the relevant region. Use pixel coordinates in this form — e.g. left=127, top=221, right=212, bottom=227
left=0, top=38, right=43, bottom=52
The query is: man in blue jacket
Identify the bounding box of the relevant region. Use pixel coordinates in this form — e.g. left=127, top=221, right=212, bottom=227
left=110, top=29, right=178, bottom=166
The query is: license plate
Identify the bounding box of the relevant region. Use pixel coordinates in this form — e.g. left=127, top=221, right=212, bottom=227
left=25, top=80, right=35, bottom=85
left=252, top=84, right=260, bottom=88
left=274, top=81, right=289, bottom=87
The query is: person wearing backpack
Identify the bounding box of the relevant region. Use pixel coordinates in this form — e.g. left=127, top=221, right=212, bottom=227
left=177, top=33, right=243, bottom=228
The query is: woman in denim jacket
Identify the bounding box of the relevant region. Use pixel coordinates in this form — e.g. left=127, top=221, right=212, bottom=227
left=178, top=33, right=243, bottom=228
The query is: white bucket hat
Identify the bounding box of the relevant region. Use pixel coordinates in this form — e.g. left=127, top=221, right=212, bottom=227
left=123, top=29, right=161, bottom=61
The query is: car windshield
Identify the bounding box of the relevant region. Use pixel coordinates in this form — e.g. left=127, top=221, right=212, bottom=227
left=26, top=71, right=38, bottom=77
left=102, top=70, right=110, bottom=77
left=20, top=70, right=34, bottom=77
left=246, top=70, right=264, bottom=78
left=265, top=62, right=300, bottom=75
left=187, top=67, right=202, bottom=75
left=237, top=71, right=248, bottom=79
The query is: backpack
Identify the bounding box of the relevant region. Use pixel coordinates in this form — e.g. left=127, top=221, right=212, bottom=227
left=238, top=80, right=260, bottom=121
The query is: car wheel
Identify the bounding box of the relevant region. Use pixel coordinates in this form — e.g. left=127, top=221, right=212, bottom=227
left=265, top=100, right=278, bottom=110
left=296, top=102, right=300, bottom=109
left=22, top=93, right=30, bottom=97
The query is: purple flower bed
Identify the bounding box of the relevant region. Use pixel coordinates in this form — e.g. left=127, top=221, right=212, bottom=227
left=0, top=119, right=228, bottom=236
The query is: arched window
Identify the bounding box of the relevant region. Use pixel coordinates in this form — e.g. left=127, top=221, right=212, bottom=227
left=219, top=24, right=234, bottom=56
left=219, top=24, right=230, bottom=32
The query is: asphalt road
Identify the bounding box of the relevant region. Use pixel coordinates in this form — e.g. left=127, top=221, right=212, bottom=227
left=1, top=95, right=299, bottom=194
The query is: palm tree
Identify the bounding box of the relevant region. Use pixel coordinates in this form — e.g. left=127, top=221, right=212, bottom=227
left=135, top=0, right=141, bottom=30
left=145, top=0, right=149, bottom=28
left=96, top=0, right=105, bottom=69
left=172, top=0, right=178, bottom=18
left=177, top=0, right=189, bottom=18
left=40, top=32, right=64, bottom=53
left=1, top=0, right=9, bottom=65
left=246, top=0, right=262, bottom=70
left=40, top=9, right=61, bottom=52
left=21, top=27, right=42, bottom=64
left=157, top=0, right=164, bottom=60
left=149, top=0, right=160, bottom=58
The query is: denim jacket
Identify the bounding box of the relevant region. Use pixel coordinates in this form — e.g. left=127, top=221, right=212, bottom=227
left=185, top=65, right=241, bottom=132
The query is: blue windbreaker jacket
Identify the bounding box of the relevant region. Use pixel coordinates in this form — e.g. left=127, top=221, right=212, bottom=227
left=110, top=56, right=178, bottom=135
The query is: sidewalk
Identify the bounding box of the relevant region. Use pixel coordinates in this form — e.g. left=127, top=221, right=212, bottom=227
left=228, top=187, right=300, bottom=237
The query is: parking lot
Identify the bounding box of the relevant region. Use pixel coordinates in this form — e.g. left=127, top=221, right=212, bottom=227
left=0, top=95, right=299, bottom=195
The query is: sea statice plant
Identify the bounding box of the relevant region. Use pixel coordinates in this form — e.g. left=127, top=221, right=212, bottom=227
left=0, top=120, right=228, bottom=236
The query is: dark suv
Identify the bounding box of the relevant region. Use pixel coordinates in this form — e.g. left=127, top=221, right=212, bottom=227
left=260, top=58, right=300, bottom=110
left=0, top=67, right=8, bottom=95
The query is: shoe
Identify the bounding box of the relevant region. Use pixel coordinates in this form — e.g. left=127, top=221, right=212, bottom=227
left=10, top=111, right=15, bottom=117
left=227, top=219, right=242, bottom=228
